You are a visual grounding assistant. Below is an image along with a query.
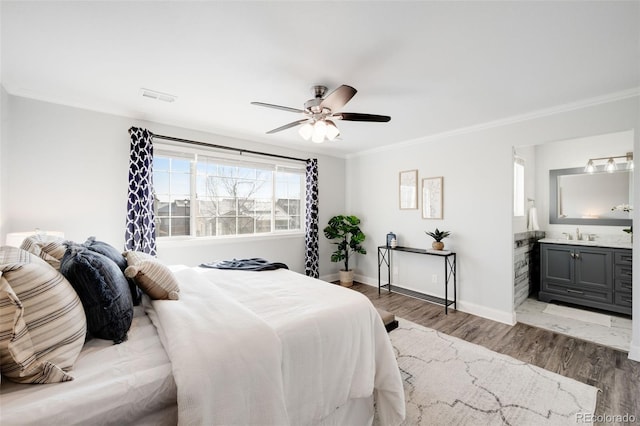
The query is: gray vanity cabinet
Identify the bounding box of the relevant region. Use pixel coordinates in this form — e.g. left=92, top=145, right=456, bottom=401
left=539, top=243, right=631, bottom=315
left=614, top=250, right=633, bottom=312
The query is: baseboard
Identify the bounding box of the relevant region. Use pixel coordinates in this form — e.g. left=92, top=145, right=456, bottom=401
left=354, top=274, right=516, bottom=326
left=354, top=274, right=377, bottom=287
left=319, top=273, right=339, bottom=283
left=628, top=341, right=640, bottom=362
left=456, top=301, right=517, bottom=326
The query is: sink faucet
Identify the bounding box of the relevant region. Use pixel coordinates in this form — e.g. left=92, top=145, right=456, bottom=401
left=576, top=228, right=581, bottom=241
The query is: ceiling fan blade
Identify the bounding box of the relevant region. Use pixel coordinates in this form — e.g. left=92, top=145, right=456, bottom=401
left=251, top=101, right=305, bottom=114
left=335, top=112, right=391, bottom=122
left=266, top=119, right=309, bottom=134
left=320, top=85, right=357, bottom=111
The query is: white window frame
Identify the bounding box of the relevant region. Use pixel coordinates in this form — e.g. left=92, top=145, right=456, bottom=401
left=153, top=142, right=306, bottom=240
left=513, top=156, right=525, bottom=217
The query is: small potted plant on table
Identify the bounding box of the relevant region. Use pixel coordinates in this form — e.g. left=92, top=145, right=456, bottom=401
left=323, top=215, right=367, bottom=287
left=425, top=228, right=450, bottom=250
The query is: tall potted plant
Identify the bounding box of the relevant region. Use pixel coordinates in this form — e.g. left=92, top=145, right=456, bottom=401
left=323, top=215, right=367, bottom=287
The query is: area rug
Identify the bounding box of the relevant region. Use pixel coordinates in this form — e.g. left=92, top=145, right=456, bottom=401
left=389, top=319, right=598, bottom=426
left=542, top=303, right=611, bottom=327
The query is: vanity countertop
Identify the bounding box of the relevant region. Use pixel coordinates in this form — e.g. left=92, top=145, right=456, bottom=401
left=538, top=238, right=632, bottom=250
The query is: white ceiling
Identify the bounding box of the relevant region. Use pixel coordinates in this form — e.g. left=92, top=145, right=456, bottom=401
left=2, top=1, right=639, bottom=157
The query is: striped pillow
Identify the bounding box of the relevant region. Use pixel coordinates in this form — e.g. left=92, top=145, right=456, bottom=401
left=123, top=251, right=180, bottom=300
left=20, top=234, right=67, bottom=270
left=0, top=246, right=87, bottom=384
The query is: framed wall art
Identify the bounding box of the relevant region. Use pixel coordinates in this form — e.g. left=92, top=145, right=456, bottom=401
left=422, top=176, right=443, bottom=219
left=399, top=170, right=418, bottom=209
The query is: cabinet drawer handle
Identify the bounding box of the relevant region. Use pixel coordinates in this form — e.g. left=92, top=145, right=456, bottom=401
left=624, top=298, right=632, bottom=303
left=566, top=289, right=584, bottom=294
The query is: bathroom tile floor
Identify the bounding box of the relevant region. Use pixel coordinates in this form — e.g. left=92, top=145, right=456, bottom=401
left=516, top=297, right=632, bottom=352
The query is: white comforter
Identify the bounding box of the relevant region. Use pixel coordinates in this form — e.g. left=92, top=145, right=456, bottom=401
left=149, top=266, right=405, bottom=426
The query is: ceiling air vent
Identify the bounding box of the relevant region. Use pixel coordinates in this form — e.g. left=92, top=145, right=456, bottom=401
left=139, top=88, right=177, bottom=103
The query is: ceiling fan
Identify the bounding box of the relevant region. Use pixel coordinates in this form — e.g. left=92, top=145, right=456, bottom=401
left=251, top=85, right=391, bottom=143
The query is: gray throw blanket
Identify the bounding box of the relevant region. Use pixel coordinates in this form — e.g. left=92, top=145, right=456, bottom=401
left=200, top=258, right=288, bottom=271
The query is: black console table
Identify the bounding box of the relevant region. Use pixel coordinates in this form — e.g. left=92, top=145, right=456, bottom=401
left=377, top=245, right=457, bottom=314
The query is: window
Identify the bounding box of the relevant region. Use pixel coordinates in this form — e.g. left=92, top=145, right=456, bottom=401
left=513, top=156, right=525, bottom=217
left=153, top=146, right=305, bottom=238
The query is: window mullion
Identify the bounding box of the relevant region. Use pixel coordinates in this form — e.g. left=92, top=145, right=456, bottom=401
left=190, top=155, right=197, bottom=237
left=272, top=168, right=277, bottom=232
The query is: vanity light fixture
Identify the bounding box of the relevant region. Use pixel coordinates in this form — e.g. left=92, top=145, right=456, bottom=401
left=583, top=152, right=633, bottom=174
left=584, top=159, right=596, bottom=173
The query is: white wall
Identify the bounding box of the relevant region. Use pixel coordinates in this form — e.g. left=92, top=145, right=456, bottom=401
left=3, top=94, right=346, bottom=276
left=347, top=95, right=639, bottom=327
left=0, top=86, right=8, bottom=242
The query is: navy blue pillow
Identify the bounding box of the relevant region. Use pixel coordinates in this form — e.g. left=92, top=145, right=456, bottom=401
left=60, top=246, right=133, bottom=344
left=82, top=237, right=142, bottom=306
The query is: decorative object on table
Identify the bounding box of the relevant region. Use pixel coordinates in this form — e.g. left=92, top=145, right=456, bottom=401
left=399, top=170, right=418, bottom=209
left=611, top=204, right=633, bottom=242
left=323, top=215, right=367, bottom=287
left=390, top=237, right=398, bottom=248
left=425, top=228, right=450, bottom=250
left=422, top=176, right=443, bottom=219
left=386, top=232, right=397, bottom=247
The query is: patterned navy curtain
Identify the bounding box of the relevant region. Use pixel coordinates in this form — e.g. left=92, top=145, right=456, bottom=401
left=305, top=159, right=319, bottom=277
left=125, top=127, right=157, bottom=255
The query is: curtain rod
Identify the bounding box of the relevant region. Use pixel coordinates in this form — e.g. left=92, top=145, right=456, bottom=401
left=141, top=130, right=309, bottom=163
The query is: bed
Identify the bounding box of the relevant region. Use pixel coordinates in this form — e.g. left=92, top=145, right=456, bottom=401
left=1, top=262, right=405, bottom=425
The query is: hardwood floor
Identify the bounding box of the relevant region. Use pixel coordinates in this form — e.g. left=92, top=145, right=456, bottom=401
left=351, top=282, right=640, bottom=421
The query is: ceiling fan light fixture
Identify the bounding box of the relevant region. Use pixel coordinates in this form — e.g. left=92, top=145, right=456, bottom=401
left=251, top=84, right=390, bottom=142
left=325, top=120, right=340, bottom=141
left=299, top=122, right=313, bottom=140
left=312, top=120, right=327, bottom=143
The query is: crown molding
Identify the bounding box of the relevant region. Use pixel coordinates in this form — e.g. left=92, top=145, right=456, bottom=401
left=348, top=87, right=640, bottom=159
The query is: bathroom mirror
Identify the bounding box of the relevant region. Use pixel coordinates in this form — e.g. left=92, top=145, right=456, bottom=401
left=549, top=166, right=633, bottom=226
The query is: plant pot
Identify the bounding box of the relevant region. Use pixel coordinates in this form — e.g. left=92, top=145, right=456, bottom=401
left=339, top=269, right=355, bottom=287
left=432, top=241, right=444, bottom=250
